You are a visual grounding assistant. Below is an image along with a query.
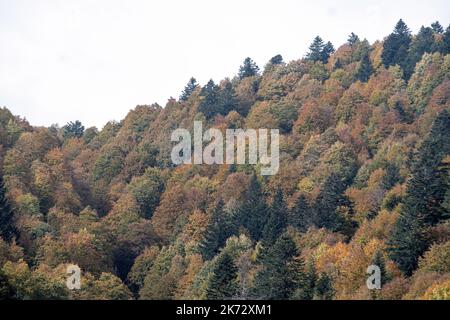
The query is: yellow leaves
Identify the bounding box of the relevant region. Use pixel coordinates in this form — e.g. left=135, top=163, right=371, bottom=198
left=298, top=177, right=315, bottom=193
left=422, top=279, right=450, bottom=300
left=418, top=241, right=450, bottom=274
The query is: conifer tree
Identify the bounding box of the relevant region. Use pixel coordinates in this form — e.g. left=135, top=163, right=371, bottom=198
left=199, top=200, right=235, bottom=260
left=252, top=233, right=304, bottom=299
left=356, top=53, right=373, bottom=82
left=405, top=26, right=435, bottom=78
left=306, top=36, right=325, bottom=62
left=0, top=175, right=17, bottom=242
left=198, top=79, right=221, bottom=119
left=204, top=252, right=238, bottom=300
left=431, top=21, right=444, bottom=34
left=238, top=57, right=259, bottom=79
left=269, top=54, right=283, bottom=65
left=289, top=193, right=312, bottom=232
left=347, top=32, right=360, bottom=46
left=236, top=174, right=268, bottom=241
left=381, top=19, right=412, bottom=74
left=321, top=41, right=335, bottom=63
left=262, top=189, right=288, bottom=245
left=388, top=110, right=450, bottom=275
left=179, top=77, right=198, bottom=102
left=315, top=273, right=334, bottom=300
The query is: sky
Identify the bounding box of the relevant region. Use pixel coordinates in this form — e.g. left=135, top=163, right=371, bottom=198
left=1, top=0, right=449, bottom=129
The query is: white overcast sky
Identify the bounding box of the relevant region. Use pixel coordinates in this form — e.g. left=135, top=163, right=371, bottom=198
left=1, top=0, right=449, bottom=129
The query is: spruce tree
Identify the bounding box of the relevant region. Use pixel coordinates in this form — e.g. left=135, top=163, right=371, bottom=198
left=431, top=21, right=444, bottom=34
left=381, top=19, right=412, bottom=73
left=388, top=110, right=450, bottom=275
left=321, top=41, right=335, bottom=63
left=313, top=173, right=347, bottom=232
left=252, top=233, right=304, bottom=299
left=405, top=26, right=435, bottom=78
left=0, top=175, right=17, bottom=242
left=179, top=77, right=198, bottom=101
left=356, top=53, right=373, bottom=82
left=315, top=273, right=334, bottom=300
left=199, top=200, right=234, bottom=260
left=198, top=79, right=221, bottom=119
left=218, top=81, right=237, bottom=116
left=238, top=57, right=259, bottom=79
left=204, top=252, right=238, bottom=300
left=347, top=32, right=360, bottom=46
left=306, top=36, right=325, bottom=62
left=289, top=193, right=312, bottom=232
left=372, top=250, right=388, bottom=287
left=262, top=189, right=288, bottom=245
left=269, top=54, right=283, bottom=65
left=236, top=174, right=269, bottom=241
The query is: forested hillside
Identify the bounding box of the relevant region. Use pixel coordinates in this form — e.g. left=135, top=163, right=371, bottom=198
left=1, top=19, right=449, bottom=300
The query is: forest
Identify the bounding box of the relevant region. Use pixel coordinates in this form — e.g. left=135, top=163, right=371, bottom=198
left=0, top=19, right=449, bottom=300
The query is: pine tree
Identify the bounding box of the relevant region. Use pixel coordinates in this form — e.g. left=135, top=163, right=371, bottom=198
left=252, top=233, right=304, bottom=299
left=238, top=57, right=259, bottom=79
left=269, top=54, right=283, bottom=65
left=321, top=41, right=335, bottom=63
left=347, top=32, right=360, bottom=46
left=315, top=273, right=334, bottom=300
left=306, top=36, right=325, bottom=62
left=381, top=19, right=412, bottom=73
left=199, top=200, right=234, bottom=260
left=198, top=79, right=221, bottom=119
left=289, top=193, right=312, bottom=232
left=204, top=252, right=238, bottom=300
left=431, top=21, right=444, bottom=34
left=236, top=174, right=269, bottom=241
left=405, top=26, right=435, bottom=79
left=388, top=110, right=450, bottom=275
left=218, top=81, right=237, bottom=116
left=0, top=269, right=15, bottom=299
left=0, top=175, right=17, bottom=242
left=262, top=189, right=287, bottom=244
left=356, top=53, right=373, bottom=82
left=179, top=77, right=198, bottom=101
left=313, top=173, right=347, bottom=231
left=63, top=120, right=85, bottom=140
left=292, top=260, right=316, bottom=300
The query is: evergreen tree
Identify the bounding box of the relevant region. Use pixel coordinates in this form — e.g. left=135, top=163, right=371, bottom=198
left=315, top=273, right=334, bottom=300
left=289, top=193, right=313, bottom=232
left=388, top=110, right=450, bottom=275
left=204, top=252, right=238, bottom=300
left=262, top=189, right=288, bottom=245
left=431, top=21, right=444, bottom=34
left=306, top=36, right=325, bottom=62
left=313, top=173, right=348, bottom=231
left=238, top=57, right=259, bottom=79
left=269, top=54, right=284, bottom=65
left=198, top=79, right=221, bottom=119
left=179, top=77, right=198, bottom=102
left=347, top=32, right=360, bottom=46
left=405, top=26, right=435, bottom=78
left=356, top=53, right=373, bottom=82
left=292, top=260, right=316, bottom=300
left=252, top=233, right=304, bottom=299
left=321, top=41, right=335, bottom=63
left=381, top=19, right=412, bottom=73
left=0, top=175, right=17, bottom=242
left=199, top=200, right=234, bottom=260
left=439, top=24, right=450, bottom=54
left=218, top=81, right=237, bottom=116
left=236, top=174, right=269, bottom=241
left=63, top=120, right=85, bottom=140
left=0, top=269, right=15, bottom=299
